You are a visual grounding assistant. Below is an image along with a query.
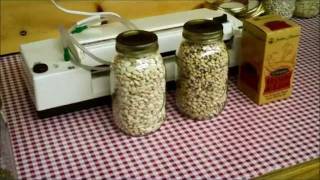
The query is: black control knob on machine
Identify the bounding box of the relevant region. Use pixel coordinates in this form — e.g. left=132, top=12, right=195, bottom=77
left=33, top=63, right=48, bottom=73
left=213, top=14, right=228, bottom=24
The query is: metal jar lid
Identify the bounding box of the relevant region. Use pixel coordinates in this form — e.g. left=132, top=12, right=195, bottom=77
left=183, top=19, right=223, bottom=42
left=216, top=0, right=265, bottom=18
left=238, top=0, right=265, bottom=18
left=116, top=30, right=159, bottom=54
left=219, top=1, right=246, bottom=14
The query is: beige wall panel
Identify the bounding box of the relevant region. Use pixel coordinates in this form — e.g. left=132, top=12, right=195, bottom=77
left=0, top=0, right=203, bottom=55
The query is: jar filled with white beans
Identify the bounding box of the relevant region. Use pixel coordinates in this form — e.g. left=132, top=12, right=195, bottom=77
left=294, top=0, right=319, bottom=18
left=112, top=30, right=166, bottom=136
left=262, top=0, right=296, bottom=18
left=176, top=19, right=229, bottom=120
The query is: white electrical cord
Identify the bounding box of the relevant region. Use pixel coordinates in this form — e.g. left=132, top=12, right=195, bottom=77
left=51, top=0, right=138, bottom=71
left=60, top=26, right=110, bottom=71
left=50, top=0, right=120, bottom=18
left=71, top=14, right=138, bottom=31
left=63, top=14, right=137, bottom=70
left=51, top=0, right=136, bottom=28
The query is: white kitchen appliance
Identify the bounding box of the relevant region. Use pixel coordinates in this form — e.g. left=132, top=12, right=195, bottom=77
left=20, top=8, right=243, bottom=117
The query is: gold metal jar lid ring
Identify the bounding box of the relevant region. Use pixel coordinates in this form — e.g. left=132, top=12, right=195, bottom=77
left=183, top=19, right=223, bottom=42
left=116, top=30, right=159, bottom=54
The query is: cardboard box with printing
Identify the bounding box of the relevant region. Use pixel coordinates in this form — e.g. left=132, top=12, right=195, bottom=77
left=238, top=15, right=301, bottom=105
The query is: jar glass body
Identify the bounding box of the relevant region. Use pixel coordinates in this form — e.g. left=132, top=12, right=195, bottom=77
left=262, top=0, right=296, bottom=18
left=294, top=0, right=319, bottom=18
left=176, top=38, right=229, bottom=120
left=112, top=50, right=166, bottom=136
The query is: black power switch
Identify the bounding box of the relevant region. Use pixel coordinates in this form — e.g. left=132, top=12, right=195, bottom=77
left=33, top=63, right=48, bottom=73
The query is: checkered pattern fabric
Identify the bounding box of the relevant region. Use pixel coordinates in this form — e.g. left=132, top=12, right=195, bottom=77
left=0, top=17, right=319, bottom=180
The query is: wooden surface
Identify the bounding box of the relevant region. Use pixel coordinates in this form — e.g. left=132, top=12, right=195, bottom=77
left=0, top=0, right=204, bottom=55
left=254, top=158, right=320, bottom=180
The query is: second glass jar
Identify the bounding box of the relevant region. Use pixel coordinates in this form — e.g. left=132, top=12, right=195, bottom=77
left=176, top=19, right=229, bottom=120
left=112, top=30, right=166, bottom=136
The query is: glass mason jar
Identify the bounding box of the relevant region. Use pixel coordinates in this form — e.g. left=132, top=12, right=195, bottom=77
left=176, top=19, right=229, bottom=120
left=112, top=30, right=166, bottom=136
left=294, top=0, right=319, bottom=18
left=262, top=0, right=296, bottom=18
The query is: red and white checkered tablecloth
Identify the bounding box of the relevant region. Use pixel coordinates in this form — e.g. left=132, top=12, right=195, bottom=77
left=1, top=17, right=319, bottom=180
